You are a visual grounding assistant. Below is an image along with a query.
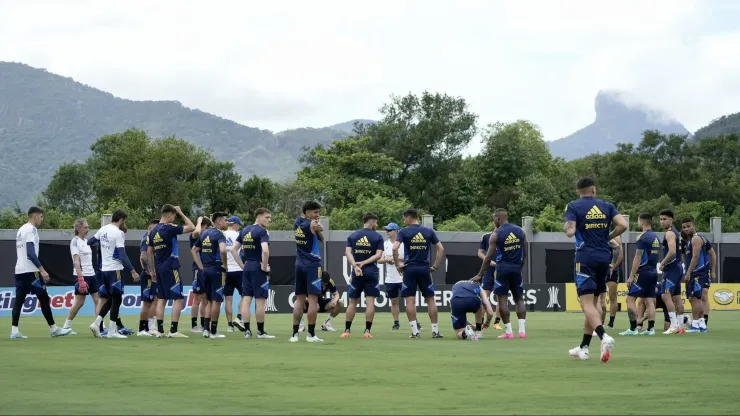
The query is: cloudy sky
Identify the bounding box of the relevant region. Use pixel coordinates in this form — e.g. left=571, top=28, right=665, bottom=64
left=2, top=0, right=739, bottom=153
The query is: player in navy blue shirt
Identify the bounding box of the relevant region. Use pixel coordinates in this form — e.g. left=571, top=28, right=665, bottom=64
left=189, top=216, right=210, bottom=333
left=605, top=236, right=623, bottom=330
left=473, top=209, right=527, bottom=339
left=231, top=208, right=274, bottom=339
left=192, top=212, right=228, bottom=339
left=681, top=217, right=716, bottom=332
left=137, top=219, right=159, bottom=335
left=563, top=177, right=627, bottom=362
left=290, top=201, right=325, bottom=343
left=621, top=213, right=660, bottom=336
left=342, top=213, right=384, bottom=338
left=450, top=280, right=494, bottom=341
left=477, top=229, right=502, bottom=330
left=393, top=208, right=445, bottom=338
left=657, top=209, right=684, bottom=333
left=147, top=204, right=195, bottom=337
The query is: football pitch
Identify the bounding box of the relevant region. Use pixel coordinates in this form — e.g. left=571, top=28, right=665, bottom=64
left=1, top=312, right=738, bottom=415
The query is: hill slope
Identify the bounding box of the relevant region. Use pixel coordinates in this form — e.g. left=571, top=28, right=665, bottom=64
left=693, top=112, right=740, bottom=140
left=548, top=91, right=689, bottom=160
left=0, top=62, right=356, bottom=207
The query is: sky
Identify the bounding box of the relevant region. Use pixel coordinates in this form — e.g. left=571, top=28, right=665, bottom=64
left=2, top=0, right=739, bottom=154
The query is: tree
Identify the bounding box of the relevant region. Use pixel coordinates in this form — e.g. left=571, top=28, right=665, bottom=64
left=508, top=173, right=558, bottom=223
left=437, top=215, right=482, bottom=232
left=200, top=160, right=243, bottom=213
left=268, top=211, right=294, bottom=231
left=532, top=205, right=563, bottom=232
left=42, top=162, right=95, bottom=216
left=329, top=195, right=412, bottom=231
left=239, top=175, right=278, bottom=220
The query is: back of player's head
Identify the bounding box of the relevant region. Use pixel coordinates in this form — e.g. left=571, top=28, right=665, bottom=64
left=201, top=217, right=213, bottom=228
left=255, top=208, right=271, bottom=218
left=659, top=209, right=674, bottom=219
left=150, top=219, right=160, bottom=225
left=161, top=204, right=176, bottom=215
left=681, top=217, right=694, bottom=225
left=363, top=213, right=379, bottom=224
left=403, top=208, right=418, bottom=219
left=638, top=213, right=652, bottom=223
left=211, top=212, right=228, bottom=223
left=112, top=209, right=127, bottom=223
left=302, top=201, right=322, bottom=214
left=27, top=206, right=43, bottom=217
left=494, top=208, right=508, bottom=218
left=576, top=177, right=595, bottom=190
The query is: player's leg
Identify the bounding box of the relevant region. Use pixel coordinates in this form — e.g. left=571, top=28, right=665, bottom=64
left=64, top=280, right=87, bottom=335
left=325, top=299, right=343, bottom=329
left=105, top=270, right=126, bottom=338
left=606, top=281, right=618, bottom=329
left=207, top=271, right=225, bottom=338
left=687, top=279, right=703, bottom=332
left=401, top=269, right=420, bottom=337
left=493, top=271, right=513, bottom=339
left=621, top=294, right=640, bottom=335
left=91, top=273, right=114, bottom=338
left=701, top=285, right=709, bottom=330
left=571, top=263, right=613, bottom=362
left=223, top=272, right=236, bottom=333
left=510, top=273, right=527, bottom=338
left=660, top=288, right=677, bottom=330
left=642, top=293, right=657, bottom=335
left=474, top=305, right=485, bottom=337
left=241, top=295, right=254, bottom=337
left=304, top=266, right=323, bottom=341
left=417, top=271, right=440, bottom=337
left=291, top=265, right=308, bottom=342
left=343, top=277, right=360, bottom=337
left=10, top=274, right=31, bottom=338
left=253, top=269, right=273, bottom=339
left=672, top=293, right=685, bottom=332
left=482, top=272, right=501, bottom=329
left=450, top=298, right=474, bottom=340
left=154, top=273, right=167, bottom=336
left=362, top=277, right=379, bottom=338
left=387, top=283, right=401, bottom=330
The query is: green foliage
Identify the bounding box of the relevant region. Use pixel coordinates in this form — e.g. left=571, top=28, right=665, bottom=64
left=268, top=211, right=294, bottom=231
left=329, top=196, right=412, bottom=231
left=42, top=162, right=95, bottom=216
left=532, top=205, right=564, bottom=232
left=437, top=215, right=482, bottom=232
left=693, top=112, right=740, bottom=140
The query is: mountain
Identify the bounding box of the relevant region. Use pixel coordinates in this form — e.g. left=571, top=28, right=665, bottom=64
left=548, top=90, right=690, bottom=160
left=328, top=119, right=376, bottom=133
left=0, top=62, right=360, bottom=207
left=693, top=112, right=740, bottom=140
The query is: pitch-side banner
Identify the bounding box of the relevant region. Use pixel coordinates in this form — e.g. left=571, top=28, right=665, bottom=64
left=564, top=283, right=740, bottom=312
left=0, top=284, right=567, bottom=317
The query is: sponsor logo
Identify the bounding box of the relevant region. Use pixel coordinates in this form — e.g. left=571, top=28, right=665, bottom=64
left=713, top=289, right=734, bottom=305
left=547, top=286, right=561, bottom=308
left=265, top=289, right=278, bottom=312
left=586, top=206, right=606, bottom=220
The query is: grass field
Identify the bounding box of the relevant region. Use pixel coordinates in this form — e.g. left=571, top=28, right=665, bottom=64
left=1, top=312, right=739, bottom=415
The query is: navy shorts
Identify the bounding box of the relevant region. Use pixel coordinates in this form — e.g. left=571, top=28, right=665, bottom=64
left=139, top=272, right=157, bottom=303
left=661, top=265, right=683, bottom=297
left=223, top=271, right=243, bottom=297
left=75, top=275, right=99, bottom=296
left=294, top=263, right=322, bottom=296
left=14, top=272, right=47, bottom=296
left=606, top=266, right=620, bottom=283
left=655, top=283, right=667, bottom=309
left=451, top=296, right=482, bottom=330
left=492, top=267, right=524, bottom=300
left=95, top=272, right=108, bottom=298
left=686, top=275, right=704, bottom=299
left=243, top=268, right=269, bottom=299
left=385, top=282, right=402, bottom=298
left=101, top=270, right=125, bottom=296
left=192, top=269, right=205, bottom=295
left=401, top=267, right=435, bottom=298
left=627, top=271, right=658, bottom=298
left=305, top=297, right=334, bottom=313
left=575, top=261, right=609, bottom=297
left=349, top=272, right=380, bottom=299
left=203, top=267, right=225, bottom=302
left=482, top=268, right=495, bottom=291
left=156, top=268, right=184, bottom=300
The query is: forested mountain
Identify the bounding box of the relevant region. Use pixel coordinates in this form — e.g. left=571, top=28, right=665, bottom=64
left=693, top=112, right=740, bottom=140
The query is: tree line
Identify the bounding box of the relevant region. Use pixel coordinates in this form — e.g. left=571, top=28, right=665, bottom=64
left=2, top=91, right=739, bottom=233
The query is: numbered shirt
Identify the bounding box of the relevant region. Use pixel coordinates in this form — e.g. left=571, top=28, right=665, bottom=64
left=95, top=224, right=125, bottom=272
left=70, top=236, right=95, bottom=276
left=15, top=223, right=40, bottom=274
left=224, top=229, right=243, bottom=272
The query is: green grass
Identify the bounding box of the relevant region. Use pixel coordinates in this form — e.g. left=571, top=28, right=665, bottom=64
left=1, top=312, right=739, bottom=415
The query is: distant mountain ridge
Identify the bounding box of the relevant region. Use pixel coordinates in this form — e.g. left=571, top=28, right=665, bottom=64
left=548, top=90, right=690, bottom=160
left=0, top=62, right=371, bottom=207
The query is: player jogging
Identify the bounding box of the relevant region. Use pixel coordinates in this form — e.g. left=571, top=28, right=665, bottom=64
left=393, top=208, right=445, bottom=339
left=378, top=223, right=404, bottom=330
left=681, top=217, right=715, bottom=333
left=605, top=237, right=623, bottom=329
left=564, top=178, right=626, bottom=362
left=189, top=216, right=210, bottom=333
left=657, top=209, right=684, bottom=334
left=147, top=204, right=195, bottom=338
left=62, top=219, right=100, bottom=335
left=450, top=280, right=494, bottom=341
left=477, top=228, right=502, bottom=330
left=620, top=213, right=660, bottom=336
left=11, top=207, right=72, bottom=339
left=222, top=216, right=244, bottom=333
left=232, top=208, right=275, bottom=339
left=290, top=201, right=325, bottom=343
left=88, top=210, right=140, bottom=338
left=342, top=213, right=384, bottom=339
left=192, top=212, right=228, bottom=339
left=473, top=209, right=527, bottom=339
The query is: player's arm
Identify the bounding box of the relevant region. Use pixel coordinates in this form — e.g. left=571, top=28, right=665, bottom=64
left=683, top=235, right=702, bottom=282
left=115, top=233, right=138, bottom=280
left=260, top=241, right=270, bottom=273
left=627, top=248, right=642, bottom=287
left=709, top=247, right=717, bottom=282
left=327, top=279, right=340, bottom=307
left=392, top=239, right=403, bottom=270
left=191, top=243, right=204, bottom=271
left=609, top=214, right=628, bottom=241
left=311, top=219, right=324, bottom=242
left=563, top=203, right=577, bottom=237
left=231, top=240, right=245, bottom=269
left=139, top=248, right=148, bottom=270
left=191, top=216, right=204, bottom=239
left=175, top=206, right=195, bottom=233
left=147, top=245, right=156, bottom=278
left=219, top=241, right=228, bottom=272
left=659, top=231, right=676, bottom=271
left=613, top=236, right=624, bottom=268
left=25, top=233, right=48, bottom=279
left=431, top=241, right=445, bottom=272
left=345, top=245, right=362, bottom=276
left=474, top=233, right=498, bottom=281
left=479, top=289, right=494, bottom=325
left=521, top=233, right=528, bottom=270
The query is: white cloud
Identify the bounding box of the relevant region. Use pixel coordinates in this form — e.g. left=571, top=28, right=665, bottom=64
left=1, top=0, right=738, bottom=152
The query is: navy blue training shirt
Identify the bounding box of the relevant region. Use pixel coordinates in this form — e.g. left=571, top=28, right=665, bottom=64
left=238, top=224, right=270, bottom=270
left=148, top=223, right=184, bottom=270
left=195, top=227, right=226, bottom=269
left=451, top=280, right=481, bottom=298
left=686, top=234, right=710, bottom=275
left=294, top=217, right=321, bottom=267
left=564, top=196, right=619, bottom=264
left=494, top=223, right=525, bottom=271
left=662, top=226, right=681, bottom=271
left=346, top=228, right=384, bottom=274
left=479, top=233, right=491, bottom=255
left=636, top=230, right=660, bottom=273
left=396, top=224, right=440, bottom=268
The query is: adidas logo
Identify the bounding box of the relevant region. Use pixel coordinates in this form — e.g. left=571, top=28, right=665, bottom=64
left=585, top=205, right=606, bottom=220
left=411, top=233, right=426, bottom=243
left=243, top=231, right=253, bottom=242
left=652, top=238, right=660, bottom=247
left=356, top=236, right=371, bottom=247
left=202, top=236, right=211, bottom=245
left=153, top=232, right=163, bottom=243
left=504, top=232, right=520, bottom=244
left=295, top=227, right=306, bottom=238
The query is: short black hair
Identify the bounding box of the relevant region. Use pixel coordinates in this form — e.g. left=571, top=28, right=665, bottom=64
left=211, top=212, right=228, bottom=223
left=254, top=208, right=271, bottom=217
left=27, top=206, right=43, bottom=216
left=161, top=204, right=176, bottom=214
left=494, top=208, right=507, bottom=215
left=403, top=208, right=418, bottom=219
left=638, top=213, right=652, bottom=223
left=302, top=200, right=322, bottom=214
left=659, top=209, right=674, bottom=219
left=149, top=219, right=160, bottom=225
left=576, top=177, right=595, bottom=190
left=112, top=209, right=127, bottom=223
left=201, top=217, right=213, bottom=228
left=363, top=213, right=379, bottom=224
left=681, top=217, right=694, bottom=225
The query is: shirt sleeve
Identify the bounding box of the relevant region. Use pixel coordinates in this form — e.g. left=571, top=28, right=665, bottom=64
left=327, top=278, right=337, bottom=294
left=194, top=235, right=202, bottom=248
left=564, top=203, right=577, bottom=222
left=395, top=231, right=403, bottom=243
left=636, top=235, right=646, bottom=251
left=430, top=230, right=440, bottom=245
left=705, top=238, right=713, bottom=249
left=479, top=235, right=487, bottom=250
left=23, top=228, right=35, bottom=244
left=115, top=230, right=125, bottom=248
left=608, top=202, right=620, bottom=218
left=175, top=224, right=185, bottom=235
left=261, top=229, right=270, bottom=244
left=70, top=239, right=80, bottom=256
left=346, top=236, right=353, bottom=248
left=217, top=232, right=226, bottom=245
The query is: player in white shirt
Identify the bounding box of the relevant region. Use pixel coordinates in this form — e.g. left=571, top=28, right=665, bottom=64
left=11, top=207, right=72, bottom=339
left=377, top=223, right=405, bottom=331
left=222, top=216, right=244, bottom=332
left=87, top=210, right=140, bottom=339
left=62, top=219, right=102, bottom=334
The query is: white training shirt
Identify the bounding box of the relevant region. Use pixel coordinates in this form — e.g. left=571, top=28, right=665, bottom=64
left=70, top=236, right=95, bottom=276
left=383, top=239, right=403, bottom=284
left=224, top=229, right=243, bottom=272
left=15, top=223, right=40, bottom=274
left=95, top=223, right=125, bottom=272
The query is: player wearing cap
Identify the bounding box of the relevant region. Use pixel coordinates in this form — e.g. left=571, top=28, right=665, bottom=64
left=222, top=215, right=244, bottom=333
left=378, top=222, right=406, bottom=331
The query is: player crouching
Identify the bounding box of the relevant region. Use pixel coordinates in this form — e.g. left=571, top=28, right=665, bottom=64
left=450, top=280, right=493, bottom=341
